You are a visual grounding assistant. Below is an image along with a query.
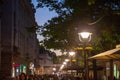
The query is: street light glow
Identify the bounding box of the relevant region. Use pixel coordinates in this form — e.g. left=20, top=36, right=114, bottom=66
left=53, top=68, right=56, bottom=71
left=79, top=32, right=90, bottom=38
left=69, top=51, right=75, bottom=56
left=65, top=59, right=69, bottom=62
left=63, top=62, right=67, bottom=65
left=78, top=32, right=92, bottom=42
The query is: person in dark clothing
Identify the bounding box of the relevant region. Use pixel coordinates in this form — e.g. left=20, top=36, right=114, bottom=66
left=19, top=73, right=27, bottom=80
left=113, top=76, right=117, bottom=80
left=28, top=75, right=34, bottom=80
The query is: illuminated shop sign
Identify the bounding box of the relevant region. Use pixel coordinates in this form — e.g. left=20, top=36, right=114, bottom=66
left=13, top=63, right=20, bottom=67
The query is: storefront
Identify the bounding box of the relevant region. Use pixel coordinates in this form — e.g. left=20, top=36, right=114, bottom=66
left=12, top=63, right=27, bottom=77
left=113, top=62, right=120, bottom=79
left=89, top=44, right=120, bottom=80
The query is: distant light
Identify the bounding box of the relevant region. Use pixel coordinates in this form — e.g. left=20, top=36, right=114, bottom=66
left=63, top=62, right=66, bottom=65
left=23, top=66, right=26, bottom=69
left=16, top=69, right=19, bottom=72
left=65, top=59, right=69, bottom=62
left=69, top=51, right=75, bottom=56
left=53, top=68, right=56, bottom=71
left=32, top=64, right=34, bottom=68
left=59, top=64, right=64, bottom=71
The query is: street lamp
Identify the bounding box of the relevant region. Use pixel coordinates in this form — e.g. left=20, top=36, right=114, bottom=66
left=69, top=51, right=75, bottom=57
left=78, top=32, right=92, bottom=42
left=69, top=51, right=75, bottom=74
left=78, top=32, right=92, bottom=80
left=69, top=51, right=75, bottom=65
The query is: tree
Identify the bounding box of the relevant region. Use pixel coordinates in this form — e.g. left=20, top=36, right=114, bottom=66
left=36, top=0, right=120, bottom=52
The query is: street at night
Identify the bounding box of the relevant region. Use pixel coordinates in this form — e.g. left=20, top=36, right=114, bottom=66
left=0, top=0, right=120, bottom=80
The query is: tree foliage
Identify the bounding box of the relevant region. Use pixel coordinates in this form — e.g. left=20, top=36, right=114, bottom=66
left=36, top=0, right=120, bottom=52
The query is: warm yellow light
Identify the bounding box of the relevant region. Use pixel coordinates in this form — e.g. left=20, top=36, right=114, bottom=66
left=72, top=59, right=76, bottom=62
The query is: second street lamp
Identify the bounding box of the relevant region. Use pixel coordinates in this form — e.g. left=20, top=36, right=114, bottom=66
left=78, top=32, right=92, bottom=80
left=69, top=51, right=75, bottom=74
left=69, top=51, right=75, bottom=66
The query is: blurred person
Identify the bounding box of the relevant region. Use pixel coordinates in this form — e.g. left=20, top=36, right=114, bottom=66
left=19, top=73, right=27, bottom=80
left=1, top=75, right=13, bottom=80
left=89, top=75, right=93, bottom=80
left=15, top=76, right=19, bottom=80
left=102, top=74, right=107, bottom=80
left=113, top=76, right=117, bottom=80
left=28, top=75, right=34, bottom=80
left=1, top=76, right=7, bottom=80
left=75, top=77, right=81, bottom=80
left=33, top=76, right=39, bottom=80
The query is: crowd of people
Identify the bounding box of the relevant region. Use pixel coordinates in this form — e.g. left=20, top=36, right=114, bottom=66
left=1, top=73, right=120, bottom=80
left=1, top=73, right=83, bottom=80
left=1, top=73, right=39, bottom=80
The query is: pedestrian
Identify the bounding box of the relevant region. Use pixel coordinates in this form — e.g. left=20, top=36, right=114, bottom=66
left=113, top=76, right=117, bottom=80
left=76, top=77, right=81, bottom=80
left=33, top=76, right=39, bottom=80
left=102, top=74, right=107, bottom=80
left=1, top=76, right=7, bottom=80
left=19, top=73, right=27, bottom=80
left=28, top=75, right=34, bottom=80
left=89, top=75, right=93, bottom=80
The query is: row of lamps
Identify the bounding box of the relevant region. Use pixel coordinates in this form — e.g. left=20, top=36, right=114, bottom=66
left=59, top=31, right=92, bottom=80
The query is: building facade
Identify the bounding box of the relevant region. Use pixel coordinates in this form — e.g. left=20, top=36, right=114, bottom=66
left=0, top=0, right=2, bottom=74
left=0, top=0, right=39, bottom=78
left=35, top=47, right=57, bottom=75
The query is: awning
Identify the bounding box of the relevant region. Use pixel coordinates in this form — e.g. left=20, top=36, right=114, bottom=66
left=89, top=45, right=120, bottom=60
left=63, top=64, right=84, bottom=70
left=63, top=64, right=103, bottom=71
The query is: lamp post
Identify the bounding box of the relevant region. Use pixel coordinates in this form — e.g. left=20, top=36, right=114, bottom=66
left=69, top=51, right=75, bottom=74
left=69, top=51, right=75, bottom=66
left=78, top=32, right=92, bottom=80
